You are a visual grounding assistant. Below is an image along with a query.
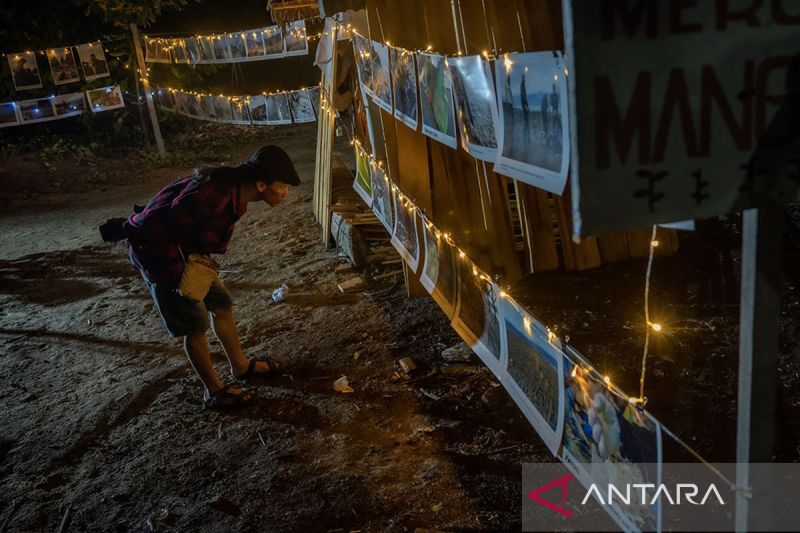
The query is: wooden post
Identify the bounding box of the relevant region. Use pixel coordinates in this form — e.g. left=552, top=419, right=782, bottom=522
left=735, top=206, right=784, bottom=532
left=130, top=24, right=166, bottom=160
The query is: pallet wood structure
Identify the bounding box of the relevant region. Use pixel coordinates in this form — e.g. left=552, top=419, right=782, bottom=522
left=313, top=0, right=678, bottom=295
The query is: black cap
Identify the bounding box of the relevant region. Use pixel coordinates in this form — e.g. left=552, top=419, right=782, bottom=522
left=238, top=145, right=301, bottom=186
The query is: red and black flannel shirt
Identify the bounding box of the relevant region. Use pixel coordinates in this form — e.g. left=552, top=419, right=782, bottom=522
left=123, top=175, right=247, bottom=284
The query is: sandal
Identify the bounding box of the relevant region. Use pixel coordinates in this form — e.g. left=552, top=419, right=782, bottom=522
left=203, top=384, right=256, bottom=409
left=235, top=358, right=279, bottom=381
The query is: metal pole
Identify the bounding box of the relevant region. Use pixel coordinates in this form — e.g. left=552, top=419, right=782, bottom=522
left=735, top=206, right=783, bottom=531
left=130, top=24, right=166, bottom=159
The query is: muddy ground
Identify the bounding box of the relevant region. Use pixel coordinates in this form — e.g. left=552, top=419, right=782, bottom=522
left=1, top=122, right=799, bottom=532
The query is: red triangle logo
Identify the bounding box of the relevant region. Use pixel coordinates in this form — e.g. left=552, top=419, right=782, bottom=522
left=527, top=472, right=574, bottom=518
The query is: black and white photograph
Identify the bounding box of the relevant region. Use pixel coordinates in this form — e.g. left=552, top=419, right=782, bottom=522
left=494, top=51, right=569, bottom=194
left=420, top=222, right=457, bottom=318
left=47, top=47, right=81, bottom=85
left=199, top=95, right=217, bottom=121
left=389, top=46, right=417, bottom=130
left=352, top=34, right=372, bottom=105
left=245, top=29, right=266, bottom=58
left=369, top=162, right=393, bottom=232
left=184, top=37, right=201, bottom=64
left=266, top=93, right=291, bottom=124
left=262, top=26, right=284, bottom=57
left=283, top=20, right=308, bottom=56
left=52, top=92, right=85, bottom=117
left=452, top=266, right=503, bottom=375
left=173, top=91, right=189, bottom=116
left=212, top=35, right=232, bottom=62
left=307, top=86, right=320, bottom=117
left=417, top=52, right=457, bottom=149
left=390, top=190, right=420, bottom=271
left=155, top=88, right=174, bottom=110
left=18, top=98, right=56, bottom=124
left=171, top=39, right=189, bottom=64
left=0, top=102, right=20, bottom=128
left=229, top=33, right=247, bottom=60
left=230, top=97, right=251, bottom=124
left=8, top=51, right=42, bottom=91
left=213, top=95, right=234, bottom=122
left=198, top=36, right=215, bottom=62
left=145, top=38, right=171, bottom=63
left=185, top=93, right=202, bottom=118
left=367, top=40, right=392, bottom=113
left=76, top=42, right=110, bottom=81
left=450, top=55, right=499, bottom=162
left=86, top=85, right=124, bottom=112
left=288, top=89, right=315, bottom=123
left=248, top=95, right=268, bottom=124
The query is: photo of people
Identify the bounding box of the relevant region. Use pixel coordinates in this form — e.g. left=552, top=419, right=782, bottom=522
left=212, top=35, right=231, bottom=62
left=417, top=52, right=457, bottom=149
left=369, top=164, right=393, bottom=232
left=8, top=51, right=42, bottom=90
left=389, top=46, right=417, bottom=130
left=76, top=42, right=110, bottom=81
left=229, top=33, right=247, bottom=60
left=47, top=48, right=80, bottom=85
left=19, top=98, right=56, bottom=124
left=0, top=102, right=20, bottom=128
left=450, top=55, right=499, bottom=162
left=184, top=38, right=201, bottom=64
left=230, top=97, right=251, bottom=124
left=561, top=356, right=662, bottom=533
left=266, top=93, right=291, bottom=124
left=248, top=95, right=268, bottom=123
left=214, top=96, right=234, bottom=122
left=86, top=85, right=124, bottom=112
left=501, top=301, right=565, bottom=454
left=391, top=189, right=420, bottom=271
left=353, top=145, right=372, bottom=207
left=453, top=265, right=503, bottom=374
left=494, top=51, right=570, bottom=194
left=53, top=93, right=85, bottom=117
left=368, top=40, right=392, bottom=113
left=288, top=90, right=315, bottom=123
left=198, top=36, right=215, bottom=63
left=420, top=222, right=457, bottom=318
left=245, top=29, right=266, bottom=58
left=284, top=20, right=308, bottom=56
left=199, top=95, right=217, bottom=121
left=263, top=26, right=284, bottom=57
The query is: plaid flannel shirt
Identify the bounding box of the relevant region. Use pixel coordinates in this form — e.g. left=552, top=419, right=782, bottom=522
left=123, top=175, right=247, bottom=284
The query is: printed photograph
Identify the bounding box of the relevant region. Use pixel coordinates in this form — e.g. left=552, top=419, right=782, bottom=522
left=450, top=55, right=499, bottom=162
left=155, top=89, right=174, bottom=109
left=76, top=42, right=110, bottom=81
left=86, top=85, right=124, bottom=112
left=263, top=26, right=284, bottom=57
left=288, top=90, right=315, bottom=123
left=245, top=29, right=266, bottom=58
left=185, top=93, right=201, bottom=118
left=391, top=190, right=420, bottom=271
left=53, top=93, right=85, bottom=117
left=145, top=38, right=171, bottom=63
left=453, top=264, right=502, bottom=370
left=369, top=164, right=393, bottom=232
left=214, top=95, right=234, bottom=122
left=368, top=40, right=392, bottom=113
left=0, top=102, right=19, bottom=128
left=417, top=52, right=457, bottom=149
left=47, top=48, right=80, bottom=85
left=352, top=34, right=372, bottom=102
left=494, top=51, right=569, bottom=194
left=248, top=95, right=268, bottom=123
left=198, top=36, right=215, bottom=62
left=561, top=357, right=662, bottom=532
left=199, top=95, right=217, bottom=121
left=389, top=46, right=417, bottom=130
left=171, top=39, right=189, bottom=63
left=266, top=93, right=291, bottom=124
left=19, top=98, right=55, bottom=123
left=284, top=20, right=308, bottom=56
left=229, top=33, right=247, bottom=60
left=230, top=98, right=251, bottom=124
left=173, top=91, right=189, bottom=116
left=8, top=51, right=42, bottom=90
left=353, top=146, right=372, bottom=207
left=212, top=35, right=232, bottom=62
left=185, top=38, right=201, bottom=64
left=307, top=86, right=320, bottom=116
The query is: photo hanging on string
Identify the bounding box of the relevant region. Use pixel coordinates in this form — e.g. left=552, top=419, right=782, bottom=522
left=172, top=39, right=190, bottom=64
left=419, top=220, right=457, bottom=319
left=288, top=90, right=316, bottom=123
left=0, top=102, right=20, bottom=128
left=367, top=40, right=392, bottom=113
left=248, top=95, right=268, bottom=124
left=493, top=51, right=570, bottom=194
left=230, top=98, right=252, bottom=124
left=212, top=35, right=232, bottom=62
left=307, top=86, right=320, bottom=116
left=353, top=145, right=373, bottom=207
left=266, top=93, right=292, bottom=125
left=449, top=54, right=500, bottom=163
left=76, top=42, right=110, bottom=81
left=283, top=19, right=308, bottom=57
left=369, top=163, right=393, bottom=233
left=417, top=52, right=457, bottom=149
left=389, top=46, right=418, bottom=131
left=86, top=85, right=124, bottom=112
left=263, top=26, right=285, bottom=58
left=53, top=92, right=86, bottom=118
left=47, top=47, right=81, bottom=85
left=213, top=95, right=234, bottom=122
left=8, top=51, right=43, bottom=91
left=198, top=37, right=216, bottom=63
left=229, top=32, right=248, bottom=61
left=18, top=97, right=56, bottom=124
left=390, top=190, right=421, bottom=272
left=185, top=38, right=201, bottom=64
left=245, top=29, right=266, bottom=58
left=199, top=95, right=217, bottom=121
left=452, top=263, right=504, bottom=376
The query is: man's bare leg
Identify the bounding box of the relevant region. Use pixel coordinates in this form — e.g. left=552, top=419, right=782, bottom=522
left=210, top=306, right=269, bottom=377
left=184, top=330, right=248, bottom=400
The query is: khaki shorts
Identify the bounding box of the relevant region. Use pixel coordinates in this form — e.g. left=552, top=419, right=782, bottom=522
left=145, top=277, right=233, bottom=337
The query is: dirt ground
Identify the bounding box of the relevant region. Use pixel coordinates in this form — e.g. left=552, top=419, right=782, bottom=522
left=2, top=122, right=799, bottom=532
left=0, top=124, right=549, bottom=532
